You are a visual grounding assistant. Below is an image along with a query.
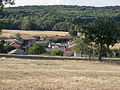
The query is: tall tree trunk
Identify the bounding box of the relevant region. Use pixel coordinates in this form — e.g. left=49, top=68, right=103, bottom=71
left=98, top=44, right=103, bottom=61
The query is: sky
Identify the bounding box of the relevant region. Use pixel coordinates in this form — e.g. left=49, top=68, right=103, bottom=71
left=12, top=0, right=120, bottom=7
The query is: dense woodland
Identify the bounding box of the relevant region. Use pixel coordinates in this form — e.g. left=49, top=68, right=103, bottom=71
left=0, top=5, right=120, bottom=32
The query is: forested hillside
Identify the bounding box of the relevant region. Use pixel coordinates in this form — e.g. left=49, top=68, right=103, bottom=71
left=0, top=5, right=120, bottom=31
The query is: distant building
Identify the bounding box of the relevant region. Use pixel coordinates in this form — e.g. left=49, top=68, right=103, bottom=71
left=16, top=36, right=38, bottom=47
left=10, top=40, right=22, bottom=48
left=64, top=47, right=73, bottom=56
left=8, top=49, right=25, bottom=55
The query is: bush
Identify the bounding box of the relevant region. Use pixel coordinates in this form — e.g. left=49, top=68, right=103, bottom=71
left=69, top=30, right=77, bottom=37
left=94, top=45, right=114, bottom=57
left=28, top=43, right=46, bottom=54
left=112, top=49, right=120, bottom=57
left=15, top=33, right=21, bottom=38
left=5, top=45, right=15, bottom=52
left=51, top=49, right=64, bottom=56
left=0, top=42, right=6, bottom=53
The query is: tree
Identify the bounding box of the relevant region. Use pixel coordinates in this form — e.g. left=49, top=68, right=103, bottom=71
left=0, top=23, right=3, bottom=34
left=28, top=44, right=46, bottom=55
left=15, top=33, right=21, bottom=38
left=69, top=25, right=78, bottom=37
left=69, top=30, right=77, bottom=37
left=20, top=17, right=35, bottom=30
left=51, top=49, right=64, bottom=56
left=0, top=0, right=14, bottom=33
left=52, top=22, right=72, bottom=31
left=1, top=6, right=120, bottom=31
left=72, top=37, right=90, bottom=57
left=94, top=45, right=114, bottom=57
left=0, top=0, right=14, bottom=10
left=0, top=40, right=6, bottom=53
left=82, top=18, right=120, bottom=61
left=4, top=41, right=15, bottom=52
left=0, top=40, right=15, bottom=53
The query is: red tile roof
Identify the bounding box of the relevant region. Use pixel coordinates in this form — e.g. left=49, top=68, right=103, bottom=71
left=65, top=48, right=72, bottom=51
left=20, top=36, right=37, bottom=40
left=10, top=41, right=21, bottom=47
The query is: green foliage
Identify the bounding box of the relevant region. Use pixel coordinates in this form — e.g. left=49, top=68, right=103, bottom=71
left=0, top=20, right=4, bottom=33
left=69, top=30, right=77, bottom=37
left=0, top=0, right=14, bottom=10
left=94, top=45, right=114, bottom=57
left=9, top=35, right=15, bottom=38
left=72, top=37, right=90, bottom=55
left=1, top=6, right=120, bottom=32
left=83, top=18, right=120, bottom=46
left=5, top=42, right=15, bottom=52
left=28, top=43, right=46, bottom=54
left=112, top=49, right=120, bottom=57
left=82, top=18, right=120, bottom=60
left=0, top=41, right=6, bottom=53
left=41, top=36, right=48, bottom=41
left=20, top=17, right=35, bottom=30
left=69, top=25, right=81, bottom=37
left=0, top=40, right=15, bottom=53
left=15, top=33, right=21, bottom=38
left=53, top=22, right=73, bottom=31
left=0, top=0, right=14, bottom=34
left=51, top=49, right=64, bottom=56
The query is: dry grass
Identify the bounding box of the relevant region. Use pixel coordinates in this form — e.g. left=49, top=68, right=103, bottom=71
left=110, top=43, right=120, bottom=49
left=0, top=57, right=120, bottom=90
left=2, top=29, right=69, bottom=37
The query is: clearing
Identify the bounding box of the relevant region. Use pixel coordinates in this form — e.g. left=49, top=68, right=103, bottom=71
left=2, top=29, right=69, bottom=37
left=0, top=57, right=120, bottom=90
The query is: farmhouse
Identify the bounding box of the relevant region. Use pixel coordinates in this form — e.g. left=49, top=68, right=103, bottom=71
left=7, top=34, right=75, bottom=56
left=8, top=49, right=25, bottom=55
left=10, top=40, right=22, bottom=48
left=16, top=36, right=38, bottom=47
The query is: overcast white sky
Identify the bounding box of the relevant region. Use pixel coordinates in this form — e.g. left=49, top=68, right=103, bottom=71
left=13, top=0, right=120, bottom=7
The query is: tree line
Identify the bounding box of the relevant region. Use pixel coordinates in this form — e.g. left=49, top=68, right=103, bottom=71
left=0, top=5, right=120, bottom=32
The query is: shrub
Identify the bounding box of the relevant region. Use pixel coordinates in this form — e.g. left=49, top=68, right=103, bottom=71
left=15, top=33, right=21, bottom=38
left=28, top=43, right=46, bottom=54
left=94, top=45, right=114, bottom=57
left=51, top=49, right=64, bottom=56
left=5, top=45, right=15, bottom=52
left=69, top=30, right=77, bottom=37
left=0, top=42, right=6, bottom=53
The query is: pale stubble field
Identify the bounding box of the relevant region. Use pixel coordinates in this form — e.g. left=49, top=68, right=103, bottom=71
left=0, top=57, right=120, bottom=90
left=2, top=30, right=68, bottom=37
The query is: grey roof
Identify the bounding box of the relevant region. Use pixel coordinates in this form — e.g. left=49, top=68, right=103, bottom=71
left=8, top=49, right=24, bottom=55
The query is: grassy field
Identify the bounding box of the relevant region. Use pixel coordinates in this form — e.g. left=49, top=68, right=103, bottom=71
left=2, top=29, right=69, bottom=37
left=110, top=43, right=120, bottom=49
left=0, top=57, right=120, bottom=90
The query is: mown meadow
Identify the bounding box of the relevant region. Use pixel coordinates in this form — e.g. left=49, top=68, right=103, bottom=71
left=0, top=57, right=120, bottom=90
